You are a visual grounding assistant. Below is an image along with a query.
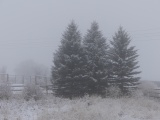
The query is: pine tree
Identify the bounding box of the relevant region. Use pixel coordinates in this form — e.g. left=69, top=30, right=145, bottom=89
left=109, top=27, right=141, bottom=95
left=83, top=22, right=109, bottom=96
left=51, top=21, right=87, bottom=98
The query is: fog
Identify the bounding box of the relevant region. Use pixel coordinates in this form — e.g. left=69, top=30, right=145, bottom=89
left=0, top=0, right=160, bottom=81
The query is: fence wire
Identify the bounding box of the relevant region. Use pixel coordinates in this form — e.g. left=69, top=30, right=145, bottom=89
left=0, top=74, right=51, bottom=86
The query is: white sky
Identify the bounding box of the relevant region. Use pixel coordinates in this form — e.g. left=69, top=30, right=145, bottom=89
left=0, top=0, right=160, bottom=81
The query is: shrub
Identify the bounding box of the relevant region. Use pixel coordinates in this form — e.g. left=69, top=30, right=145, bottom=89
left=23, top=84, right=43, bottom=101
left=130, top=89, right=143, bottom=98
left=106, top=86, right=121, bottom=98
left=0, top=83, right=12, bottom=100
left=138, top=81, right=159, bottom=98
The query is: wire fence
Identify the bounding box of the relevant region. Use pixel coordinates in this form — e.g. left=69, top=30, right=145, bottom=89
left=0, top=74, right=53, bottom=94
left=0, top=74, right=51, bottom=85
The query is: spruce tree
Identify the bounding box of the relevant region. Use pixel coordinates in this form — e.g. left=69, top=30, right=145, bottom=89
left=51, top=21, right=87, bottom=98
left=109, top=27, right=141, bottom=95
left=83, top=22, right=109, bottom=96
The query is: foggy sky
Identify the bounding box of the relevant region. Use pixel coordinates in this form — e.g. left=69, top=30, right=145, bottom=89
left=0, top=0, right=160, bottom=81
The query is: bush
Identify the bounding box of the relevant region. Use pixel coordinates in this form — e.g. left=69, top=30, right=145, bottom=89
left=0, top=83, right=12, bottom=100
left=138, top=81, right=159, bottom=98
left=23, top=84, right=43, bottom=101
left=106, top=86, right=121, bottom=98
left=130, top=89, right=143, bottom=98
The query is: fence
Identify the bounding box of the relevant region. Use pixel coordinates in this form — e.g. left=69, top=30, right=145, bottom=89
left=0, top=74, right=51, bottom=85
left=154, top=89, right=160, bottom=99
left=0, top=74, right=53, bottom=94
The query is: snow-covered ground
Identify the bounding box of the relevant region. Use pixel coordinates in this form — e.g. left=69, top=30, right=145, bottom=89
left=0, top=95, right=160, bottom=120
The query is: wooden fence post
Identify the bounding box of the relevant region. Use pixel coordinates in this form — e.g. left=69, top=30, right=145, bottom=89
left=15, top=75, right=17, bottom=84
left=45, top=77, right=48, bottom=94
left=30, top=76, right=32, bottom=84
left=7, top=74, right=9, bottom=83
left=35, top=76, right=37, bottom=85
left=22, top=76, right=24, bottom=84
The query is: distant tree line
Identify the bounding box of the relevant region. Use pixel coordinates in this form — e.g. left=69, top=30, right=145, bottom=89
left=51, top=21, right=141, bottom=98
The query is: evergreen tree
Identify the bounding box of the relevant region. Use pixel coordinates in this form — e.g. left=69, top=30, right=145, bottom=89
left=51, top=21, right=87, bottom=98
left=109, top=27, right=141, bottom=95
left=83, top=22, right=109, bottom=96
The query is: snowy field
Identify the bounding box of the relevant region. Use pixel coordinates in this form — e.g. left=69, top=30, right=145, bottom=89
left=0, top=95, right=160, bottom=120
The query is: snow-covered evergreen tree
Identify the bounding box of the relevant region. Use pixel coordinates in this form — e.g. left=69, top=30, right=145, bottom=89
left=109, top=27, right=141, bottom=95
left=83, top=22, right=109, bottom=96
left=51, top=21, right=87, bottom=98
